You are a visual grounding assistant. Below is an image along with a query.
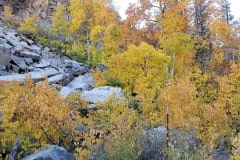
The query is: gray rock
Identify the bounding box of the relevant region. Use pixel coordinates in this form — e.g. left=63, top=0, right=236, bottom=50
left=73, top=66, right=88, bottom=76
left=88, top=104, right=97, bottom=109
left=20, top=41, right=30, bottom=48
left=0, top=68, right=60, bottom=84
left=0, top=38, right=7, bottom=44
left=48, top=74, right=64, bottom=85
left=10, top=64, right=20, bottom=73
left=6, top=33, right=20, bottom=47
left=66, top=73, right=95, bottom=90
left=29, top=44, right=41, bottom=52
left=61, top=74, right=74, bottom=86
left=60, top=74, right=95, bottom=97
left=61, top=55, right=71, bottom=61
left=64, top=60, right=73, bottom=68
left=35, top=61, right=50, bottom=68
left=0, top=65, right=5, bottom=70
left=75, top=125, right=87, bottom=132
left=81, top=86, right=124, bottom=103
left=0, top=43, right=12, bottom=49
left=140, top=126, right=200, bottom=160
left=144, top=126, right=167, bottom=144
left=70, top=61, right=89, bottom=76
left=13, top=45, right=24, bottom=53
left=47, top=58, right=64, bottom=68
left=96, top=64, right=107, bottom=71
left=60, top=86, right=74, bottom=97
left=24, top=38, right=34, bottom=45
left=24, top=58, right=33, bottom=65
left=0, top=74, right=25, bottom=83
left=0, top=70, right=9, bottom=76
left=0, top=46, right=11, bottom=66
left=29, top=68, right=60, bottom=83
left=11, top=55, right=28, bottom=70
left=20, top=51, right=40, bottom=61
left=43, top=47, right=50, bottom=53
left=22, top=145, right=73, bottom=160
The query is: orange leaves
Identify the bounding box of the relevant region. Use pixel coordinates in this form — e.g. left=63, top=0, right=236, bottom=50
left=160, top=76, right=199, bottom=129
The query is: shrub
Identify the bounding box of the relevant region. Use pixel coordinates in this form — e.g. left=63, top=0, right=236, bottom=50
left=0, top=78, right=76, bottom=158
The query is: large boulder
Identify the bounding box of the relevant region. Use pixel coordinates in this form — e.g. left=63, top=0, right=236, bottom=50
left=20, top=51, right=40, bottom=61
left=22, top=145, right=73, bottom=160
left=60, top=73, right=95, bottom=97
left=11, top=55, right=28, bottom=70
left=0, top=68, right=60, bottom=84
left=5, top=32, right=20, bottom=47
left=139, top=126, right=200, bottom=160
left=71, top=61, right=89, bottom=76
left=0, top=46, right=11, bottom=66
left=47, top=73, right=65, bottom=85
left=80, top=86, right=124, bottom=103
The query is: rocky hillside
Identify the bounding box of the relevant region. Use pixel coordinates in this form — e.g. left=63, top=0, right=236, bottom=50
left=0, top=20, right=126, bottom=159
left=0, top=20, right=123, bottom=104
left=0, top=20, right=89, bottom=84
left=0, top=0, right=67, bottom=22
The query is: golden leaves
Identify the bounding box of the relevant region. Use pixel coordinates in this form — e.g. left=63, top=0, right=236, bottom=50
left=0, top=78, right=74, bottom=157
left=19, top=16, right=39, bottom=34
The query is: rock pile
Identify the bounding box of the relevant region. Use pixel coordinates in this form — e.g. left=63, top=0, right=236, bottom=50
left=0, top=21, right=89, bottom=86
left=0, top=21, right=125, bottom=159
left=0, top=21, right=124, bottom=103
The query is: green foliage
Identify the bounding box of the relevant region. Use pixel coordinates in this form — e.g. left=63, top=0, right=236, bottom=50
left=104, top=129, right=143, bottom=160
left=66, top=43, right=88, bottom=62
left=165, top=143, right=207, bottom=160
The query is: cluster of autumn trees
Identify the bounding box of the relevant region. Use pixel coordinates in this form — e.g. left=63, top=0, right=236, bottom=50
left=0, top=79, right=145, bottom=159
left=0, top=0, right=240, bottom=159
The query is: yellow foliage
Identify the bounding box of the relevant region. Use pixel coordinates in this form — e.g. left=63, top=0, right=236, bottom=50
left=0, top=78, right=75, bottom=158
left=107, top=42, right=170, bottom=93
left=91, top=69, right=107, bottom=87
left=19, top=16, right=39, bottom=34
left=90, top=25, right=105, bottom=42
left=52, top=3, right=70, bottom=35
left=68, top=0, right=85, bottom=32
left=209, top=19, right=231, bottom=37
left=97, top=42, right=170, bottom=126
